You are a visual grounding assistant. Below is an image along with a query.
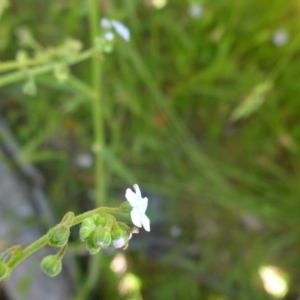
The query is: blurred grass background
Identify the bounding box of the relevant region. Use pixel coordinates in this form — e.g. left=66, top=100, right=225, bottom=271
left=1, top=0, right=300, bottom=299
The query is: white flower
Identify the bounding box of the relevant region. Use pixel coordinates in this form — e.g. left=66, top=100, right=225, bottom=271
left=100, top=18, right=112, bottom=29
left=188, top=3, right=204, bottom=19
left=104, top=31, right=114, bottom=41
left=272, top=29, right=289, bottom=47
left=75, top=153, right=93, bottom=168
left=100, top=18, right=130, bottom=42
left=125, top=184, right=150, bottom=232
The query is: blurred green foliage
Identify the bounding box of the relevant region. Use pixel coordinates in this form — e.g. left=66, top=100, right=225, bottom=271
left=1, top=0, right=300, bottom=299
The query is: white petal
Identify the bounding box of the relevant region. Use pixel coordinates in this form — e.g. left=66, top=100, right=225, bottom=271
left=125, top=188, right=137, bottom=207
left=140, top=213, right=150, bottom=232
left=133, top=184, right=141, bottom=199
left=130, top=208, right=142, bottom=227
left=112, top=237, right=126, bottom=248
left=104, top=31, right=114, bottom=41
left=100, top=18, right=112, bottom=29
left=139, top=197, right=148, bottom=214
left=111, top=20, right=130, bottom=41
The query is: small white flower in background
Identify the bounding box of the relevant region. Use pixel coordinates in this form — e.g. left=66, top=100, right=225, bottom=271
left=272, top=29, right=289, bottom=47
left=125, top=184, right=150, bottom=232
left=104, top=31, right=114, bottom=41
left=188, top=3, right=204, bottom=19
left=76, top=153, right=93, bottom=168
left=100, top=18, right=111, bottom=29
left=100, top=18, right=130, bottom=42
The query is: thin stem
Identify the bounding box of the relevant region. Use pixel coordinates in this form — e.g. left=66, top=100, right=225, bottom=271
left=88, top=0, right=104, bottom=208
left=7, top=235, right=48, bottom=269
left=77, top=1, right=105, bottom=297
left=0, top=48, right=96, bottom=88
left=0, top=57, right=46, bottom=73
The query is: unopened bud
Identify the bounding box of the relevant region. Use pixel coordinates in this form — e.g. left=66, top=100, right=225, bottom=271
left=93, top=228, right=111, bottom=249
left=41, top=255, right=62, bottom=277
left=22, top=77, right=37, bottom=96
left=54, top=63, right=69, bottom=82
left=119, top=201, right=132, bottom=216
left=111, top=225, right=128, bottom=249
left=85, top=235, right=100, bottom=255
left=79, top=215, right=105, bottom=241
left=47, top=224, right=70, bottom=247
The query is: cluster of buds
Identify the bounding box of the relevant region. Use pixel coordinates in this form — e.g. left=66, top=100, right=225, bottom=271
left=40, top=212, right=75, bottom=277
left=79, top=213, right=138, bottom=254
left=0, top=184, right=150, bottom=280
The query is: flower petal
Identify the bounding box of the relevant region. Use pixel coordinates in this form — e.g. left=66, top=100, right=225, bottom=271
left=130, top=208, right=142, bottom=228
left=133, top=184, right=141, bottom=199
left=112, top=237, right=126, bottom=248
left=125, top=188, right=137, bottom=207
left=104, top=31, right=114, bottom=41
left=111, top=20, right=130, bottom=41
left=140, top=213, right=150, bottom=232
left=139, top=197, right=148, bottom=214
left=100, top=18, right=112, bottom=29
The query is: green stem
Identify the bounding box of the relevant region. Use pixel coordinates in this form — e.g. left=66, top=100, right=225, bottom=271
left=0, top=57, right=46, bottom=73
left=75, top=2, right=105, bottom=296
left=77, top=2, right=105, bottom=297
left=88, top=0, right=104, bottom=207
left=0, top=48, right=96, bottom=88
left=7, top=235, right=48, bottom=269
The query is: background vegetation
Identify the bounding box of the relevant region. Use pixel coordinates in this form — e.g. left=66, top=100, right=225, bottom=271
left=1, top=0, right=300, bottom=299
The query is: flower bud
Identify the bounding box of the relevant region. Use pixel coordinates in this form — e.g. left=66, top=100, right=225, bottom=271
left=22, top=77, right=37, bottom=96
left=93, top=228, right=111, bottom=249
left=111, top=226, right=129, bottom=249
left=61, top=212, right=75, bottom=226
left=0, top=261, right=10, bottom=281
left=41, top=255, right=62, bottom=277
left=85, top=236, right=100, bottom=255
left=119, top=201, right=132, bottom=216
left=47, top=224, right=70, bottom=247
left=54, top=63, right=69, bottom=83
left=79, top=215, right=105, bottom=241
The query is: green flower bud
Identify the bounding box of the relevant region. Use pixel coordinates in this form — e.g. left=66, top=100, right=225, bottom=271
left=61, top=212, right=75, bottom=226
left=119, top=201, right=132, bottom=216
left=111, top=225, right=129, bottom=249
left=79, top=215, right=106, bottom=241
left=54, top=63, right=69, bottom=83
left=41, top=255, right=62, bottom=277
left=85, top=235, right=100, bottom=255
left=93, top=228, right=111, bottom=249
left=0, top=261, right=10, bottom=281
left=47, top=224, right=70, bottom=247
left=94, top=37, right=106, bottom=52
left=22, top=77, right=37, bottom=96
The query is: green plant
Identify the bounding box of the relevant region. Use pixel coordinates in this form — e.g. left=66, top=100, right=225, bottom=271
left=0, top=192, right=149, bottom=281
